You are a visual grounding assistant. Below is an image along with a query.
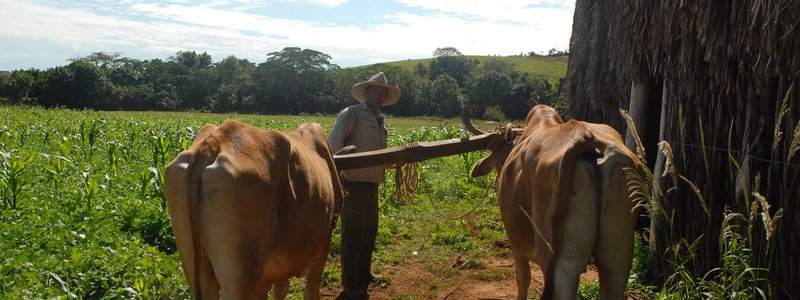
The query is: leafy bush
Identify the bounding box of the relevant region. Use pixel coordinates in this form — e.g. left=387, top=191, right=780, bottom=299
left=482, top=106, right=505, bottom=122
left=577, top=280, right=599, bottom=300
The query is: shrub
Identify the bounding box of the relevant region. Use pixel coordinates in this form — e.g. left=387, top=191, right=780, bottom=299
left=483, top=106, right=505, bottom=122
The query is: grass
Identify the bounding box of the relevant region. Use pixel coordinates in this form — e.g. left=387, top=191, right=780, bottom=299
left=371, top=55, right=569, bottom=84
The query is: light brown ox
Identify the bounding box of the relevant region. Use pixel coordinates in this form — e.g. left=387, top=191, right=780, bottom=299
left=164, top=120, right=344, bottom=299
left=467, top=105, right=641, bottom=300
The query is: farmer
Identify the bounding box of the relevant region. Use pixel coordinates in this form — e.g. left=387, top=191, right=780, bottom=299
left=328, top=72, right=400, bottom=300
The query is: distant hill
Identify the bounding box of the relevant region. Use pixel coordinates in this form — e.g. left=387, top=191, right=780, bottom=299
left=357, top=55, right=568, bottom=85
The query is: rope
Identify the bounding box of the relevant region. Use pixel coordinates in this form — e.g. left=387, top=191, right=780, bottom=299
left=391, top=124, right=515, bottom=211
left=392, top=160, right=494, bottom=220
left=394, top=162, right=419, bottom=205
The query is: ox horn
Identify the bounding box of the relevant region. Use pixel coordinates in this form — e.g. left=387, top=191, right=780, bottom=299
left=461, top=104, right=486, bottom=135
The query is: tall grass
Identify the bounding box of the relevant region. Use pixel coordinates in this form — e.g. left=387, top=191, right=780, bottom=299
left=621, top=106, right=787, bottom=299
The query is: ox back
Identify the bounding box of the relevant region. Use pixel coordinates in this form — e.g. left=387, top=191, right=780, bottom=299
left=493, top=107, right=640, bottom=300
left=164, top=120, right=343, bottom=300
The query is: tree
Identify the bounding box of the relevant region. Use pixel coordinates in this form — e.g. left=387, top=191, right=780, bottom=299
left=70, top=52, right=123, bottom=69
left=0, top=70, right=37, bottom=103
left=108, top=57, right=146, bottom=87
left=432, top=47, right=463, bottom=58
left=467, top=59, right=516, bottom=116
left=414, top=62, right=428, bottom=78
left=208, top=83, right=238, bottom=113
left=67, top=60, right=114, bottom=109
left=428, top=47, right=476, bottom=86
left=140, top=59, right=181, bottom=110
left=171, top=51, right=213, bottom=69
left=208, top=56, right=255, bottom=113
left=504, top=74, right=553, bottom=119
left=253, top=47, right=336, bottom=114
left=35, top=66, right=73, bottom=108
left=428, top=74, right=461, bottom=117
left=169, top=51, right=217, bottom=110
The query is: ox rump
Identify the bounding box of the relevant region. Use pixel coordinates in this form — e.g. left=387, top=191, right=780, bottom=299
left=164, top=120, right=344, bottom=300
left=466, top=105, right=642, bottom=300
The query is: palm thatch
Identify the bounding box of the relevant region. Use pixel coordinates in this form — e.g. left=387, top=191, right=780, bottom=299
left=566, top=1, right=800, bottom=298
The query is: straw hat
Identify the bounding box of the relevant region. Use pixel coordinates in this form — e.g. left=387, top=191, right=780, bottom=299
left=351, top=72, right=401, bottom=106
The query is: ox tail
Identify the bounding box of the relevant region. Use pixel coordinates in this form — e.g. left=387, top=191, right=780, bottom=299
left=541, top=128, right=602, bottom=300
left=185, top=144, right=218, bottom=300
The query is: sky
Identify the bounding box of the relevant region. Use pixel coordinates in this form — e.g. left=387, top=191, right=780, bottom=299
left=0, top=0, right=575, bottom=71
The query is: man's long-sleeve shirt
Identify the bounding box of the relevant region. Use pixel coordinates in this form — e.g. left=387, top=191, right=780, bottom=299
left=328, top=103, right=388, bottom=183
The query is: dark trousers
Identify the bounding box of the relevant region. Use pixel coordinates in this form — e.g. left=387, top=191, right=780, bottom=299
left=338, top=179, right=379, bottom=300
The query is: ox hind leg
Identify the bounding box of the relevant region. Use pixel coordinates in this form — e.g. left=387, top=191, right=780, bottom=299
left=196, top=257, right=222, bottom=300
left=302, top=257, right=326, bottom=300
left=593, top=157, right=636, bottom=300
left=512, top=253, right=531, bottom=300
left=271, top=280, right=290, bottom=300
left=545, top=159, right=598, bottom=300
left=303, top=228, right=333, bottom=300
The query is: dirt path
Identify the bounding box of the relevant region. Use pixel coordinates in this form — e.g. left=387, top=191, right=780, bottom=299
left=321, top=255, right=599, bottom=299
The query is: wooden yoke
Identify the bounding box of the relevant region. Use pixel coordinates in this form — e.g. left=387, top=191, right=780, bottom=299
left=333, top=105, right=523, bottom=171
left=334, top=131, right=502, bottom=170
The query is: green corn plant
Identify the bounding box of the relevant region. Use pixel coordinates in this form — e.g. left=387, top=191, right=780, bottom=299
left=40, top=153, right=73, bottom=186
left=179, top=126, right=196, bottom=151
left=146, top=127, right=185, bottom=169
left=138, top=167, right=165, bottom=209
left=79, top=171, right=99, bottom=220
left=125, top=119, right=142, bottom=150
left=1, top=150, right=35, bottom=209
left=1, top=127, right=24, bottom=150
left=41, top=127, right=53, bottom=146
left=106, top=141, right=118, bottom=174
left=78, top=118, right=103, bottom=160
left=0, top=129, right=9, bottom=152
left=56, top=135, right=71, bottom=158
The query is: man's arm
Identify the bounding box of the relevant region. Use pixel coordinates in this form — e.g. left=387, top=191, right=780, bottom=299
left=328, top=108, right=355, bottom=154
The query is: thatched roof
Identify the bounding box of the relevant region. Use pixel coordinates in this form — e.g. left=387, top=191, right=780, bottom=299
left=569, top=0, right=799, bottom=127
left=566, top=1, right=799, bottom=298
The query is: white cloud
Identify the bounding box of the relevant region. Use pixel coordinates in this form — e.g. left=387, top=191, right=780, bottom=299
left=0, top=0, right=572, bottom=70
left=395, top=0, right=575, bottom=21
left=277, top=0, right=349, bottom=7
left=306, top=0, right=348, bottom=6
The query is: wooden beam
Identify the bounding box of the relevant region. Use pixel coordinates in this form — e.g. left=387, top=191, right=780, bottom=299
left=334, top=132, right=505, bottom=170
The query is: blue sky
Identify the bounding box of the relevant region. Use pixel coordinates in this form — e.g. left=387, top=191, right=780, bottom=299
left=0, top=0, right=575, bottom=71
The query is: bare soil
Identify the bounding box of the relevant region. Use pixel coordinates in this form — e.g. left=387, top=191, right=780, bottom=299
left=321, top=255, right=599, bottom=300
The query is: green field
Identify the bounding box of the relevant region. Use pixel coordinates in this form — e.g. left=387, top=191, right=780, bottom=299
left=0, top=106, right=524, bottom=299
left=377, top=55, right=569, bottom=84
left=6, top=105, right=765, bottom=299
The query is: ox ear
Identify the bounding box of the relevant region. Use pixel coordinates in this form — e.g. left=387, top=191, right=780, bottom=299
left=471, top=155, right=497, bottom=177
left=471, top=143, right=513, bottom=177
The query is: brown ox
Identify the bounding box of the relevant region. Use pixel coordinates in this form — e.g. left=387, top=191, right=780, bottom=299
left=164, top=120, right=343, bottom=299
left=469, top=105, right=640, bottom=300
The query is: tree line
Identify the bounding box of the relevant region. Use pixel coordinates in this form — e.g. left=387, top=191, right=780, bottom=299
left=0, top=47, right=562, bottom=119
